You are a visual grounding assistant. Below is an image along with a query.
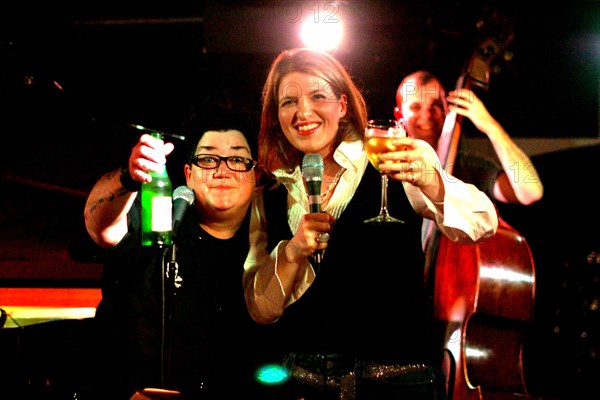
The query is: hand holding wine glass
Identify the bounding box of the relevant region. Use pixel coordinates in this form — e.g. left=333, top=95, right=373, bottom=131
left=364, top=119, right=407, bottom=224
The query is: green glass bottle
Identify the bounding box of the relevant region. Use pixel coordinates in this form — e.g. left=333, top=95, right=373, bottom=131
left=141, top=132, right=173, bottom=247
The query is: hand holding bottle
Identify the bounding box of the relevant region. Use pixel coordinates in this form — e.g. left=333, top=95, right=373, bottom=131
left=127, top=133, right=175, bottom=184
left=83, top=132, right=176, bottom=249
left=140, top=132, right=174, bottom=247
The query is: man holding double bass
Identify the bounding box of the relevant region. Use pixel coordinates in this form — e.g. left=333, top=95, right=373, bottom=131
left=396, top=70, right=544, bottom=400
left=396, top=70, right=543, bottom=207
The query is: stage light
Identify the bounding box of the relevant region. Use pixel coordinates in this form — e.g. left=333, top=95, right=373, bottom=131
left=300, top=15, right=344, bottom=51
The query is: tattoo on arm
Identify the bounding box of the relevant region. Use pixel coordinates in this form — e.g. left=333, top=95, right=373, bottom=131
left=86, top=170, right=132, bottom=214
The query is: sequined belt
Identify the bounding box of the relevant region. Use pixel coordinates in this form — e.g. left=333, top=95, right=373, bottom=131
left=285, top=353, right=432, bottom=400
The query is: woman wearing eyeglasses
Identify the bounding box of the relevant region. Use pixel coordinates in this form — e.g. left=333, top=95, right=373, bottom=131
left=78, top=103, right=273, bottom=400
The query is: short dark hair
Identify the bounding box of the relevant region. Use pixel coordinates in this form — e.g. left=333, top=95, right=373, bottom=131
left=181, top=94, right=259, bottom=165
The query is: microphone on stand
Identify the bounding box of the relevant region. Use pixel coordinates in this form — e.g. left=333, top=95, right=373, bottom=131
left=172, top=186, right=195, bottom=241
left=162, top=186, right=194, bottom=386
left=302, top=154, right=324, bottom=266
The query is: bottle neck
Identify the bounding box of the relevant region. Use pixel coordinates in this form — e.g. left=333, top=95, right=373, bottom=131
left=150, top=163, right=167, bottom=177
left=149, top=132, right=167, bottom=177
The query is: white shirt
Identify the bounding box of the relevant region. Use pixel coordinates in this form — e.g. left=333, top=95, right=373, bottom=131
left=243, top=139, right=498, bottom=324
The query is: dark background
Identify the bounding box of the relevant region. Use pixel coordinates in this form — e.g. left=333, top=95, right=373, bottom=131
left=2, top=1, right=598, bottom=142
left=1, top=1, right=599, bottom=398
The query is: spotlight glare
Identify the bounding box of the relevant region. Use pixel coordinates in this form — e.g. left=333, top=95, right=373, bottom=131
left=300, top=18, right=343, bottom=51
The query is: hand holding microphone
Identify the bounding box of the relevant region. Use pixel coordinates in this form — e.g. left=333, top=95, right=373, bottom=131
left=302, top=154, right=330, bottom=265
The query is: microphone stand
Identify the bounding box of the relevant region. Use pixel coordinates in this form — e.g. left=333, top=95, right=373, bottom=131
left=158, top=188, right=193, bottom=394
left=161, top=241, right=178, bottom=389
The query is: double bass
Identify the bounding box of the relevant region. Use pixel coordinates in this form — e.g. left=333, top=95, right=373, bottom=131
left=421, top=13, right=536, bottom=400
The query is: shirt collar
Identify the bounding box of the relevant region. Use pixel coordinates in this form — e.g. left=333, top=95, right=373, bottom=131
left=273, top=139, right=365, bottom=180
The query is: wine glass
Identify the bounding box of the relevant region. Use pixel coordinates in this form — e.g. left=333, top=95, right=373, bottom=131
left=364, top=119, right=407, bottom=224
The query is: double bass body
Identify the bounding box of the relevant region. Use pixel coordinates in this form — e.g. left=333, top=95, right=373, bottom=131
left=434, top=217, right=535, bottom=400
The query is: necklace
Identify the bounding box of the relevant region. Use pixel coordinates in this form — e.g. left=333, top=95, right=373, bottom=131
left=321, top=167, right=346, bottom=202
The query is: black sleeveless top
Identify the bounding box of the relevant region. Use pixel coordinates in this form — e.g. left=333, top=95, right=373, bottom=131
left=264, top=164, right=441, bottom=365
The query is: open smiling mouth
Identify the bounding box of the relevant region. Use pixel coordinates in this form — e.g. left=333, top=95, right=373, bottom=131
left=297, top=123, right=320, bottom=134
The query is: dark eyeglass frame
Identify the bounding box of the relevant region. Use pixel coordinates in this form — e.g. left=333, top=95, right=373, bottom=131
left=190, top=154, right=257, bottom=172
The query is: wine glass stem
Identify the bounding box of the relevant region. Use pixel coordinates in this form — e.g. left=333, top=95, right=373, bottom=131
left=380, top=173, right=390, bottom=217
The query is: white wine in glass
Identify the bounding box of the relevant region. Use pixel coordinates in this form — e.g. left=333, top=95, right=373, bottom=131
left=364, top=119, right=407, bottom=224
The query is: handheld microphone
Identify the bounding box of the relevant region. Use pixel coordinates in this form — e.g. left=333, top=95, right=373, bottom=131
left=302, top=153, right=324, bottom=213
left=172, top=186, right=195, bottom=240
left=302, top=154, right=324, bottom=265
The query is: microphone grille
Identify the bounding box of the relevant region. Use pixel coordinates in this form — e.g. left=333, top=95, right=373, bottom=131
left=302, top=153, right=324, bottom=181
left=173, top=186, right=195, bottom=205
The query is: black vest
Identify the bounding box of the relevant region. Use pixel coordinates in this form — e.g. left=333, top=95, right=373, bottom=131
left=264, top=164, right=440, bottom=365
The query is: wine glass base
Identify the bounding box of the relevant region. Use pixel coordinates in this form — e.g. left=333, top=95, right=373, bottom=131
left=363, top=214, right=405, bottom=224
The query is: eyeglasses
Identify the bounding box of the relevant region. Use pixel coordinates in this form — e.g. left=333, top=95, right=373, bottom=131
left=191, top=154, right=257, bottom=172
